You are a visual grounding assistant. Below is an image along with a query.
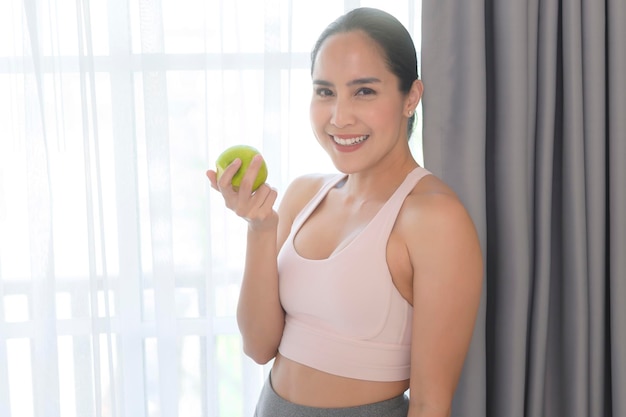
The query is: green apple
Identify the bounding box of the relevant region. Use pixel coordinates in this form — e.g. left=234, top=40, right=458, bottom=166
left=215, top=145, right=268, bottom=191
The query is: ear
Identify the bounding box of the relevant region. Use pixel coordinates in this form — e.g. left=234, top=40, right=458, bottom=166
left=404, top=79, right=424, bottom=116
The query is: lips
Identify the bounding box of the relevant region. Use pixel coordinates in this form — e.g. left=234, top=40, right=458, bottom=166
left=331, top=135, right=369, bottom=146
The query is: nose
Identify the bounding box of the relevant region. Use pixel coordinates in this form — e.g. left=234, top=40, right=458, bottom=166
left=330, top=97, right=355, bottom=128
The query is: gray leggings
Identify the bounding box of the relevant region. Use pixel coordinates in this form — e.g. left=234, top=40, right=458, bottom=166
left=254, top=376, right=409, bottom=417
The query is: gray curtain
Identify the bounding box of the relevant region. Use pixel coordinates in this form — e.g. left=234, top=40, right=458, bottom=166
left=420, top=0, right=626, bottom=416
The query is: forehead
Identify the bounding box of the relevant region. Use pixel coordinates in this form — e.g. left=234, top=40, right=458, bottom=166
left=312, top=31, right=390, bottom=80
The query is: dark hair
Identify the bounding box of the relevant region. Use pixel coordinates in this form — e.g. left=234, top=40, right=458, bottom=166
left=310, top=7, right=419, bottom=138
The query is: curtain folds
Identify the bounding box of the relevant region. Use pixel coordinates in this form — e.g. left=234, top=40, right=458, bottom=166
left=421, top=0, right=626, bottom=416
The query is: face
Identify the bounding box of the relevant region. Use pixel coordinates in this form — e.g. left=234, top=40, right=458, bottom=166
left=310, top=30, right=419, bottom=174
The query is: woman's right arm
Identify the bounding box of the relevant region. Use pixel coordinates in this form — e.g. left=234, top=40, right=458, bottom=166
left=237, top=219, right=284, bottom=363
left=206, top=155, right=323, bottom=364
left=207, top=155, right=282, bottom=363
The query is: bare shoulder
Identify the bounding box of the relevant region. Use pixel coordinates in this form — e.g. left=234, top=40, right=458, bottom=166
left=397, top=173, right=482, bottom=277
left=399, top=173, right=475, bottom=232
left=276, top=173, right=338, bottom=247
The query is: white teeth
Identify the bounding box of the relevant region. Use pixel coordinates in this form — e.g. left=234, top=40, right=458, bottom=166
left=332, top=135, right=368, bottom=146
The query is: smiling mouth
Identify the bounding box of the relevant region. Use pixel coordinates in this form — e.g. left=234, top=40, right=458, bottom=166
left=331, top=135, right=369, bottom=146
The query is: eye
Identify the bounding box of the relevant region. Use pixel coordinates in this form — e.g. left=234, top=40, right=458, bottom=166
left=315, top=87, right=334, bottom=97
left=356, top=87, right=376, bottom=96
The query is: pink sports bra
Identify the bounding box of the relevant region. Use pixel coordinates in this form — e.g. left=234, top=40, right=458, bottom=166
left=277, top=167, right=431, bottom=381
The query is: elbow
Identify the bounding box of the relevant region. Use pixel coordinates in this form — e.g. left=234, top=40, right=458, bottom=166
left=243, top=343, right=277, bottom=365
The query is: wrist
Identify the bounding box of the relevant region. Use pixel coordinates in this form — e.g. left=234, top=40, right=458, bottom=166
left=247, top=212, right=279, bottom=233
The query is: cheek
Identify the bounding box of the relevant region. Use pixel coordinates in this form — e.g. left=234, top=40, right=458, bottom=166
left=309, top=102, right=327, bottom=130
left=366, top=101, right=403, bottom=129
left=360, top=106, right=388, bottom=128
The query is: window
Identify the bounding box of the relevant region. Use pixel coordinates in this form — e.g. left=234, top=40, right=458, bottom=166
left=0, top=0, right=422, bottom=416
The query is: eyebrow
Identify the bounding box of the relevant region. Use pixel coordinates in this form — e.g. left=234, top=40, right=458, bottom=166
left=312, top=77, right=382, bottom=87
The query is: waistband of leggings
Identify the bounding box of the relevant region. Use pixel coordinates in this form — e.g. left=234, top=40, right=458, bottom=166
left=256, top=375, right=409, bottom=417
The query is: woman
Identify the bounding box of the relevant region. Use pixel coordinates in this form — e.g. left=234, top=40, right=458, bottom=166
left=207, top=7, right=483, bottom=417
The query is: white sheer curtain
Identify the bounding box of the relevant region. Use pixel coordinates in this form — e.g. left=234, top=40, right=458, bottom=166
left=0, top=1, right=422, bottom=416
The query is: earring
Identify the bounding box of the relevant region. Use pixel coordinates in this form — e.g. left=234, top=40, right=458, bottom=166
left=407, top=109, right=414, bottom=117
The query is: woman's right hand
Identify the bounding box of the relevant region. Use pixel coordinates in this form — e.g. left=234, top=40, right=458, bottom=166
left=206, top=154, right=279, bottom=231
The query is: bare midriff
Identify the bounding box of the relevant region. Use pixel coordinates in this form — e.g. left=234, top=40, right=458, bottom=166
left=270, top=353, right=410, bottom=407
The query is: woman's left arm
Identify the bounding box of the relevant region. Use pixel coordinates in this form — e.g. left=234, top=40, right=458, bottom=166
left=405, top=192, right=483, bottom=417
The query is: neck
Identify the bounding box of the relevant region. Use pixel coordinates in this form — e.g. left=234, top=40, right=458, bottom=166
left=340, top=157, right=419, bottom=202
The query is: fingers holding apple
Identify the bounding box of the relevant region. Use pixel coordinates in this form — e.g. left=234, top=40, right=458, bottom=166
left=215, top=145, right=268, bottom=192
left=209, top=144, right=278, bottom=229
left=206, top=160, right=238, bottom=191
left=208, top=156, right=242, bottom=192
left=233, top=154, right=267, bottom=195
